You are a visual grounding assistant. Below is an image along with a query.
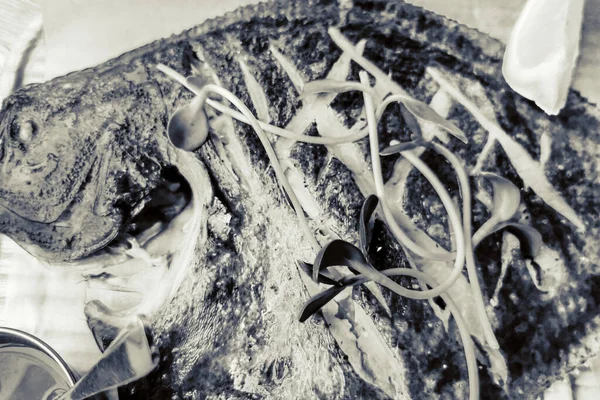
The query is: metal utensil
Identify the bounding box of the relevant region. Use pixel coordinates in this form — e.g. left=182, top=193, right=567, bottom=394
left=0, top=327, right=76, bottom=399
left=47, top=318, right=156, bottom=400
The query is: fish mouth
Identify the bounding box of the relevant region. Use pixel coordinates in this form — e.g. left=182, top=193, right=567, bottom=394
left=0, top=162, right=192, bottom=265
left=80, top=164, right=193, bottom=262
left=119, top=166, right=192, bottom=241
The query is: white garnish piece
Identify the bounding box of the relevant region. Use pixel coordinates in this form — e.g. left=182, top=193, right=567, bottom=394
left=486, top=346, right=509, bottom=392
left=539, top=132, right=553, bottom=170
left=492, top=233, right=519, bottom=308
left=527, top=244, right=566, bottom=296
left=327, top=39, right=367, bottom=82
left=423, top=90, right=452, bottom=144
left=269, top=45, right=305, bottom=92
left=502, top=0, right=586, bottom=115
left=238, top=58, right=271, bottom=123
left=471, top=136, right=496, bottom=175
left=281, top=162, right=323, bottom=220
left=428, top=66, right=586, bottom=232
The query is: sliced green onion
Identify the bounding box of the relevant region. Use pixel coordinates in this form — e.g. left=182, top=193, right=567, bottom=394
left=301, top=265, right=479, bottom=400
left=300, top=79, right=377, bottom=99
left=157, top=64, right=367, bottom=146
left=360, top=70, right=467, bottom=298
left=432, top=142, right=500, bottom=350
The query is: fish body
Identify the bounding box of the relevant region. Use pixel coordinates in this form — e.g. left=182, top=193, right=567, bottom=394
left=0, top=0, right=599, bottom=399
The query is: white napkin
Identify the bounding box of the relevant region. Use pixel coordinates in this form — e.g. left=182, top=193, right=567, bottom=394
left=502, top=0, right=586, bottom=115
left=0, top=236, right=102, bottom=375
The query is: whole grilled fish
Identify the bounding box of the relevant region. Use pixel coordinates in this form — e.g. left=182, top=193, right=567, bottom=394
left=1, top=0, right=599, bottom=399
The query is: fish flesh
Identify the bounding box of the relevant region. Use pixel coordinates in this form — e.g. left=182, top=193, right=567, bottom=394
left=0, top=0, right=599, bottom=399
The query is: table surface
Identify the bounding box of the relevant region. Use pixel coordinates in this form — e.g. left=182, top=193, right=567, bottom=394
left=2, top=0, right=599, bottom=104
left=0, top=0, right=599, bottom=397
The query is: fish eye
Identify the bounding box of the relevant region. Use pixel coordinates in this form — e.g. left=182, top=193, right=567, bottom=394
left=10, top=119, right=38, bottom=143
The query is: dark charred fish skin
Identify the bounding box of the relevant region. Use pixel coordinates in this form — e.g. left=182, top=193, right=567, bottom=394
left=1, top=0, right=600, bottom=399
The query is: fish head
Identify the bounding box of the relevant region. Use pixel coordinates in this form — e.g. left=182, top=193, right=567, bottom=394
left=0, top=91, right=106, bottom=222
left=0, top=71, right=172, bottom=262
